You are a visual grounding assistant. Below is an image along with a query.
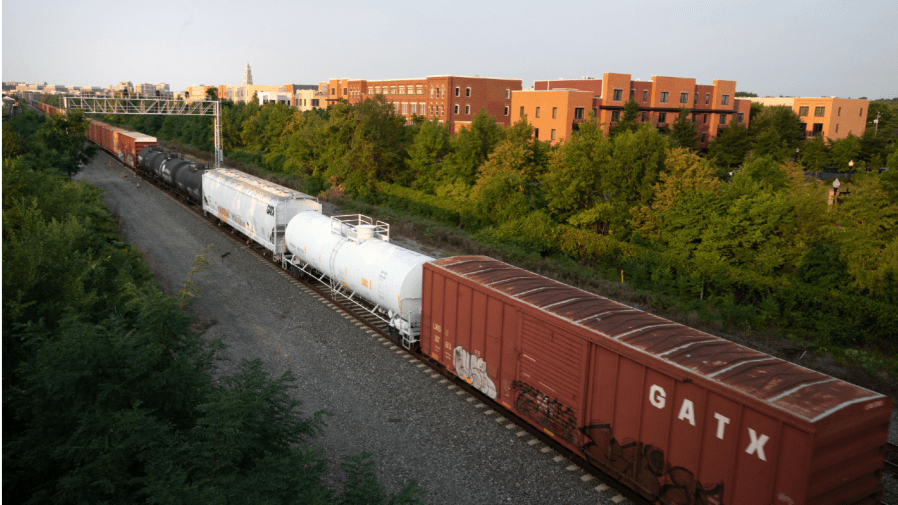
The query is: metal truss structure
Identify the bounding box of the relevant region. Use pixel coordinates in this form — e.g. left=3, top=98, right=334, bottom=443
left=62, top=95, right=223, bottom=167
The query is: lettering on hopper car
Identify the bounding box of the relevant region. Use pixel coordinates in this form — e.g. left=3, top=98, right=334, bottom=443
left=266, top=204, right=274, bottom=216
left=649, top=384, right=766, bottom=461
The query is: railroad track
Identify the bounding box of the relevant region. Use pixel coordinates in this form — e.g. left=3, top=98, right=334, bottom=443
left=109, top=153, right=898, bottom=505
left=886, top=442, right=898, bottom=477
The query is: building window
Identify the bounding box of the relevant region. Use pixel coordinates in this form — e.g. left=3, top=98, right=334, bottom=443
left=613, top=89, right=623, bottom=101
left=815, top=106, right=825, bottom=117
left=390, top=86, right=396, bottom=94
left=705, top=93, right=710, bottom=104
left=454, top=104, right=459, bottom=114
left=410, top=103, right=416, bottom=114
left=534, top=128, right=539, bottom=139
left=440, top=105, right=444, bottom=116
left=641, top=112, right=646, bottom=122
left=343, top=88, right=347, bottom=95
left=643, top=90, right=648, bottom=102
left=737, top=112, right=744, bottom=123
left=701, top=133, right=706, bottom=143
left=416, top=85, right=423, bottom=95
left=535, top=107, right=540, bottom=118
left=520, top=106, right=525, bottom=117
left=402, top=103, right=408, bottom=114
left=860, top=108, right=864, bottom=117
left=838, top=106, right=841, bottom=116
left=465, top=104, right=470, bottom=115
left=430, top=87, right=434, bottom=98
left=505, top=89, right=510, bottom=99
left=721, top=94, right=730, bottom=105
left=574, top=107, right=584, bottom=119
left=593, top=107, right=597, bottom=117
left=436, top=87, right=440, bottom=98
left=455, top=87, right=460, bottom=97
left=311, top=99, right=319, bottom=107
left=630, top=89, right=635, bottom=100
left=504, top=106, right=509, bottom=116
left=658, top=112, right=667, bottom=123
left=694, top=92, right=698, bottom=104
left=466, top=87, right=471, bottom=97
left=611, top=110, right=621, bottom=122
left=660, top=91, right=669, bottom=103
left=836, top=124, right=839, bottom=133
left=799, top=106, right=809, bottom=116
left=399, top=86, right=405, bottom=95
left=394, top=102, right=400, bottom=113
left=720, top=114, right=727, bottom=125
left=703, top=114, right=708, bottom=123
left=680, top=92, right=689, bottom=104
left=552, top=107, right=557, bottom=118
left=551, top=129, right=556, bottom=140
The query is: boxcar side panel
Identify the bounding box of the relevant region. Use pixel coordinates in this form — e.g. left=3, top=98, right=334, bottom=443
left=732, top=408, right=780, bottom=503
left=698, top=393, right=742, bottom=504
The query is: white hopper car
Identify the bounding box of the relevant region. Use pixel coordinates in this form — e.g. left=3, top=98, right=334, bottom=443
left=202, top=169, right=321, bottom=259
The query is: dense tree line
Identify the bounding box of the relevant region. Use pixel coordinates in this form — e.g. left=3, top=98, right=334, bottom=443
left=98, top=95, right=898, bottom=373
left=3, top=109, right=423, bottom=504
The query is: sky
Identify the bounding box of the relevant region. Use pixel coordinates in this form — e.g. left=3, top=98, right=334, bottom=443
left=3, top=0, right=897, bottom=100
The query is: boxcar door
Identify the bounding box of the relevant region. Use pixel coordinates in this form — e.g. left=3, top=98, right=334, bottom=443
left=513, top=314, right=588, bottom=447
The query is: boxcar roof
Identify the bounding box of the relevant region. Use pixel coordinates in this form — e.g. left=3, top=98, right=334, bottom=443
left=430, top=256, right=884, bottom=423
left=205, top=168, right=316, bottom=201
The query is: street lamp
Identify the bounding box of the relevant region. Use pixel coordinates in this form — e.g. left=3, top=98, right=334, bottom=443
left=848, top=160, right=854, bottom=181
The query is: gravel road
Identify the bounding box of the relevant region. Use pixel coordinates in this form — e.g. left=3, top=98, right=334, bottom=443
left=75, top=152, right=626, bottom=504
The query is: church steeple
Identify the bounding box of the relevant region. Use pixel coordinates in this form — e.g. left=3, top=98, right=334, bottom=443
left=243, top=63, right=253, bottom=86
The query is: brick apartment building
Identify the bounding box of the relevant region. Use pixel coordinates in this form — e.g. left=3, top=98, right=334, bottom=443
left=513, top=72, right=752, bottom=146
left=324, top=76, right=522, bottom=132
left=745, top=96, right=867, bottom=141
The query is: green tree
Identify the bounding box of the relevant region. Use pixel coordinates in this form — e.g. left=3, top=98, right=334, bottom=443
left=708, top=122, right=751, bottom=168
left=799, top=135, right=829, bottom=173
left=609, top=99, right=639, bottom=137
left=827, top=134, right=862, bottom=175
left=406, top=118, right=451, bottom=192
left=438, top=108, right=503, bottom=187
left=541, top=118, right=611, bottom=222
left=749, top=105, right=804, bottom=160
left=670, top=108, right=699, bottom=150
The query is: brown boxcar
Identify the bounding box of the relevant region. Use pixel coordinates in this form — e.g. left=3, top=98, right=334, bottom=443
left=114, top=131, right=157, bottom=169
left=421, top=256, right=892, bottom=505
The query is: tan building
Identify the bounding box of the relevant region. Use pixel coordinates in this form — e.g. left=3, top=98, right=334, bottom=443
left=747, top=96, right=868, bottom=141
left=295, top=88, right=327, bottom=112
left=509, top=89, right=594, bottom=144
left=327, top=75, right=521, bottom=133
left=529, top=73, right=751, bottom=147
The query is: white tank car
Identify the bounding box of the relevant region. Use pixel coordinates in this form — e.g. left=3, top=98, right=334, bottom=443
left=284, top=212, right=434, bottom=347
left=202, top=169, right=321, bottom=259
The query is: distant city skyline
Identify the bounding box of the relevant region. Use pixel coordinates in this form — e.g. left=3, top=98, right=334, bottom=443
left=3, top=0, right=896, bottom=100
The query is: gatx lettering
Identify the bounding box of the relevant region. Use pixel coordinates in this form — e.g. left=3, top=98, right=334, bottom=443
left=648, top=384, right=768, bottom=461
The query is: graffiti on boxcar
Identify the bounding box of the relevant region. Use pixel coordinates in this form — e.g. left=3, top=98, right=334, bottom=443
left=511, top=380, right=578, bottom=444
left=453, top=346, right=497, bottom=398
left=580, top=423, right=724, bottom=505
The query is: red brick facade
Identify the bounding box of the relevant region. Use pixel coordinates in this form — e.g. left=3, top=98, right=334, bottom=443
left=330, top=76, right=521, bottom=133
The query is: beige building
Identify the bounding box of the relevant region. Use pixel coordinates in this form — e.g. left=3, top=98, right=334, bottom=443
left=295, top=88, right=327, bottom=112
left=747, top=96, right=868, bottom=141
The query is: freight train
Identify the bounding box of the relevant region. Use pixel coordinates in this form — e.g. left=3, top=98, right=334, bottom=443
left=89, top=118, right=892, bottom=505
